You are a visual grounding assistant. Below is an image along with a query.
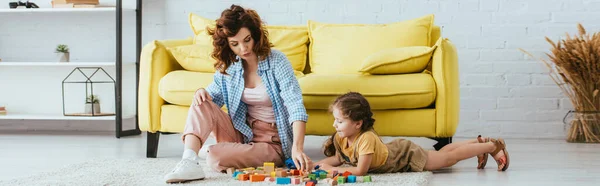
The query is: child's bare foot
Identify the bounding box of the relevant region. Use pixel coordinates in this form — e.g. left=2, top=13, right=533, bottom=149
left=476, top=135, right=489, bottom=169
left=490, top=138, right=509, bottom=171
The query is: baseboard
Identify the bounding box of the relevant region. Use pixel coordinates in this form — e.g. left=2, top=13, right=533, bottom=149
left=0, top=118, right=137, bottom=132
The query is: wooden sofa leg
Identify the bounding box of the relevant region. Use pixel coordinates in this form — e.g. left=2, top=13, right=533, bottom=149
left=147, top=132, right=160, bottom=158
left=430, top=137, right=452, bottom=151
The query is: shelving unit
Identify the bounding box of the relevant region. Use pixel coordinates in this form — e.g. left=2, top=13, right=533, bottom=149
left=0, top=62, right=133, bottom=67
left=0, top=0, right=142, bottom=138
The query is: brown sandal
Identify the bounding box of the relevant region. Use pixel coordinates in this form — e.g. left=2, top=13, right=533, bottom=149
left=490, top=138, right=510, bottom=171
left=476, top=135, right=489, bottom=169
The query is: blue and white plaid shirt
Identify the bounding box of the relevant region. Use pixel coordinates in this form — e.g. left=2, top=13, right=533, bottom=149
left=205, top=49, right=308, bottom=159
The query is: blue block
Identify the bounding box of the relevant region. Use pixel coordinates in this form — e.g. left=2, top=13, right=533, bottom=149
left=232, top=171, right=241, bottom=178
left=276, top=177, right=291, bottom=185
left=347, top=175, right=357, bottom=183
left=285, top=158, right=297, bottom=169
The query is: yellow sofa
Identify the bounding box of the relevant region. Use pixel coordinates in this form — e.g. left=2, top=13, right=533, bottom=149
left=139, top=14, right=459, bottom=158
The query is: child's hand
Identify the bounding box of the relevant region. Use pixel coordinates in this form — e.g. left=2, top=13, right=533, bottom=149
left=317, top=163, right=335, bottom=171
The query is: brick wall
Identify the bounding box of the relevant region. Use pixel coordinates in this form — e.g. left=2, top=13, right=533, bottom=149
left=152, top=0, right=599, bottom=139
left=3, top=0, right=598, bottom=138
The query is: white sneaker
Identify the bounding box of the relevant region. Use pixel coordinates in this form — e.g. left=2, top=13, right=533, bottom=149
left=164, top=158, right=205, bottom=183
left=198, top=146, right=209, bottom=160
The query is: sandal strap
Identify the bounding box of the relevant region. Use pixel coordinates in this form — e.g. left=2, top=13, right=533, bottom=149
left=490, top=139, right=505, bottom=156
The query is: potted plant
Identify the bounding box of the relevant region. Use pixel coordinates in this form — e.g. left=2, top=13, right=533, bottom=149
left=55, top=44, right=70, bottom=62
left=521, top=23, right=600, bottom=143
left=85, top=94, right=101, bottom=115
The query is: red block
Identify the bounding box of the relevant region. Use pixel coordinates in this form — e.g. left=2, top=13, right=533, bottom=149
left=342, top=171, right=352, bottom=177
left=290, top=170, right=300, bottom=176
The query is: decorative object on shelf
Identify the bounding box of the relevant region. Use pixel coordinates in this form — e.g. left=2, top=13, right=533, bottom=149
left=85, top=94, right=100, bottom=114
left=55, top=44, right=70, bottom=62
left=0, top=106, right=6, bottom=115
left=62, top=67, right=115, bottom=117
left=521, top=23, right=600, bottom=143
left=52, top=0, right=99, bottom=8
left=9, top=1, right=39, bottom=9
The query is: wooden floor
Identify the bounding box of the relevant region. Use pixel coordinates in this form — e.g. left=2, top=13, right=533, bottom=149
left=0, top=131, right=599, bottom=186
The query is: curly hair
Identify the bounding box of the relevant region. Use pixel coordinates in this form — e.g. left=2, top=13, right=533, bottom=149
left=323, top=92, right=376, bottom=157
left=207, top=4, right=272, bottom=74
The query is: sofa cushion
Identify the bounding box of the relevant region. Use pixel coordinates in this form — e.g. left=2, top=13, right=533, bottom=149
left=159, top=70, right=305, bottom=106
left=307, top=14, right=434, bottom=74
left=167, top=44, right=216, bottom=73
left=359, top=46, right=436, bottom=75
left=298, top=73, right=436, bottom=110
left=188, top=13, right=308, bottom=72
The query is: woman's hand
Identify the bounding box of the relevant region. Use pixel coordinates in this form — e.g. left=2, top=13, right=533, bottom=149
left=193, top=88, right=212, bottom=106
left=291, top=147, right=313, bottom=172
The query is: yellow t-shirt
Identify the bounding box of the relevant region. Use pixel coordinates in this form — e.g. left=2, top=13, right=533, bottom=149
left=335, top=130, right=389, bottom=169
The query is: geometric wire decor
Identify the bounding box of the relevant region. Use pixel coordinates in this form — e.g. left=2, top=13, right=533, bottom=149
left=62, top=67, right=115, bottom=116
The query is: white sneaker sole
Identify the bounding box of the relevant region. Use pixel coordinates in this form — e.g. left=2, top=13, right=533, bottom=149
left=166, top=177, right=205, bottom=184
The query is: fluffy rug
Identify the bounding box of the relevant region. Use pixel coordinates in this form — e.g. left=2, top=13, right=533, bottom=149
left=0, top=158, right=432, bottom=186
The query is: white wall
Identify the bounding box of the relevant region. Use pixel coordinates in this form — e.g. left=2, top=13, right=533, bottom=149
left=2, top=0, right=599, bottom=139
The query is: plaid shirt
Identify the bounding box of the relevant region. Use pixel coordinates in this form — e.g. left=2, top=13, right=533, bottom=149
left=205, top=49, right=308, bottom=159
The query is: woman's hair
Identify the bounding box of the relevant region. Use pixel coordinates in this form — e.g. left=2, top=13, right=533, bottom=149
left=323, top=92, right=376, bottom=157
left=207, top=4, right=272, bottom=74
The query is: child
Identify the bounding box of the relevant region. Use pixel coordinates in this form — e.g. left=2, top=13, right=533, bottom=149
left=314, top=92, right=509, bottom=175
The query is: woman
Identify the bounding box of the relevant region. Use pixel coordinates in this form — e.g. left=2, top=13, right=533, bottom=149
left=164, top=4, right=311, bottom=183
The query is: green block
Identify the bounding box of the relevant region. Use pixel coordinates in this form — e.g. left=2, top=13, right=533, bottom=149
left=309, top=174, right=317, bottom=180
left=363, top=175, right=372, bottom=182
left=319, top=172, right=327, bottom=179
left=337, top=176, right=346, bottom=184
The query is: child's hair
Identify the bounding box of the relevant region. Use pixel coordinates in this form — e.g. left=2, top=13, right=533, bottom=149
left=323, top=92, right=376, bottom=157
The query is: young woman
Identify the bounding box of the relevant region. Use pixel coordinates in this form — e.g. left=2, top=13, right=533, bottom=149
left=164, top=4, right=311, bottom=183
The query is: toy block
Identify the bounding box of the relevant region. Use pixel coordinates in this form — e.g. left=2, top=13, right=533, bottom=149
left=303, top=177, right=311, bottom=182
left=250, top=174, right=265, bottom=182
left=319, top=172, right=327, bottom=179
left=305, top=182, right=315, bottom=186
left=264, top=162, right=275, bottom=173
left=265, top=177, right=276, bottom=182
left=323, top=178, right=337, bottom=186
left=276, top=170, right=288, bottom=177
left=290, top=169, right=300, bottom=176
left=271, top=171, right=276, bottom=177
left=291, top=177, right=301, bottom=185
left=363, top=175, right=372, bottom=182
left=342, top=171, right=352, bottom=177
left=347, top=175, right=356, bottom=183
left=305, top=180, right=317, bottom=186
left=356, top=176, right=364, bottom=182
left=254, top=170, right=265, bottom=174
left=245, top=167, right=255, bottom=171
left=257, top=166, right=264, bottom=170
left=276, top=177, right=291, bottom=185
left=337, top=176, right=345, bottom=184
left=232, top=171, right=241, bottom=178
left=226, top=168, right=235, bottom=175
left=239, top=174, right=249, bottom=181
left=276, top=168, right=284, bottom=172
left=308, top=174, right=317, bottom=180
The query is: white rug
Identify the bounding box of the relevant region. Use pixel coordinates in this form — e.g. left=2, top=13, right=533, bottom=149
left=0, top=158, right=432, bottom=186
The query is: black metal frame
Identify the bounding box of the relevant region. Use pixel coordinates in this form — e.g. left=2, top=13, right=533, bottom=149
left=115, top=0, right=143, bottom=138
left=429, top=137, right=453, bottom=151
left=62, top=67, right=116, bottom=116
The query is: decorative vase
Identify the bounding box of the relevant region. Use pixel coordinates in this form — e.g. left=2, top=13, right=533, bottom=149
left=85, top=103, right=101, bottom=115
left=564, top=110, right=600, bottom=143
left=56, top=52, right=70, bottom=62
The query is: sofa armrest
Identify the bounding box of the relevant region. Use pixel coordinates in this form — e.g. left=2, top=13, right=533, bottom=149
left=431, top=38, right=460, bottom=137
left=138, top=38, right=192, bottom=133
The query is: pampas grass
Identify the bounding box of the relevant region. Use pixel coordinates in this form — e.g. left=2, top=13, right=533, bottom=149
left=520, top=23, right=600, bottom=143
